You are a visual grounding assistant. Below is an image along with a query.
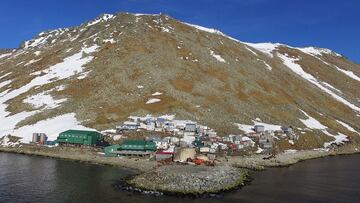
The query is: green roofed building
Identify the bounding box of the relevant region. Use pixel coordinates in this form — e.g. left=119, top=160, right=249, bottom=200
left=104, top=144, right=121, bottom=157
left=104, top=140, right=156, bottom=157
left=120, top=140, right=157, bottom=151
left=56, top=130, right=103, bottom=146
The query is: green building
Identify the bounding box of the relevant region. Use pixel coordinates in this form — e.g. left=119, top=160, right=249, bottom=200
left=120, top=140, right=157, bottom=151
left=56, top=130, right=103, bottom=146
left=193, top=137, right=204, bottom=148
left=104, top=140, right=156, bottom=157
left=104, top=144, right=121, bottom=157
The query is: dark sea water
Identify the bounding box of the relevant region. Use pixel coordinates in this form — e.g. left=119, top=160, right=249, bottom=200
left=1, top=152, right=360, bottom=203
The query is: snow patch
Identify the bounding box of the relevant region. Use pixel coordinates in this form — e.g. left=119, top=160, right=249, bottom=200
left=161, top=27, right=173, bottom=33
left=0, top=72, right=12, bottom=80
left=11, top=113, right=95, bottom=143
left=103, top=38, right=116, bottom=44
left=297, top=47, right=341, bottom=57
left=24, top=33, right=53, bottom=49
left=24, top=58, right=42, bottom=66
left=0, top=45, right=98, bottom=139
left=299, top=110, right=327, bottom=130
left=23, top=91, right=67, bottom=109
left=336, top=120, right=359, bottom=135
left=323, top=131, right=348, bottom=148
left=159, top=114, right=175, bottom=121
left=209, top=50, right=226, bottom=63
left=184, top=23, right=225, bottom=36
left=257, top=59, right=272, bottom=70
left=236, top=120, right=282, bottom=133
left=87, top=14, right=115, bottom=27
left=152, top=92, right=163, bottom=96
left=0, top=80, right=11, bottom=89
left=146, top=98, right=161, bottom=104
left=0, top=135, right=21, bottom=147
left=334, top=66, right=360, bottom=82
left=278, top=53, right=360, bottom=113
left=0, top=53, right=12, bottom=60
left=245, top=46, right=258, bottom=56
left=244, top=42, right=280, bottom=57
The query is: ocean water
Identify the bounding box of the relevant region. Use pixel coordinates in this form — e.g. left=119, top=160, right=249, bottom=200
left=0, top=152, right=359, bottom=203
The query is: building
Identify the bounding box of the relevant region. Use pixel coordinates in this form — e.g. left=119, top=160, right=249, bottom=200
left=259, top=138, right=272, bottom=149
left=197, top=126, right=210, bottom=136
left=207, top=130, right=217, bottom=137
left=155, top=146, right=176, bottom=161
left=163, top=136, right=180, bottom=145
left=281, top=126, right=293, bottom=134
left=193, top=138, right=204, bottom=148
left=222, top=135, right=234, bottom=143
left=164, top=122, right=175, bottom=132
left=200, top=146, right=210, bottom=153
left=104, top=140, right=156, bottom=157
left=120, top=140, right=156, bottom=151
left=56, top=130, right=103, bottom=146
left=146, top=122, right=155, bottom=131
left=261, top=142, right=272, bottom=149
left=104, top=144, right=121, bottom=157
left=45, top=140, right=56, bottom=146
left=147, top=135, right=169, bottom=149
left=155, top=151, right=174, bottom=161
left=218, top=142, right=228, bottom=150
left=241, top=136, right=255, bottom=147
left=233, top=135, right=242, bottom=144
left=116, top=121, right=140, bottom=132
left=185, top=123, right=197, bottom=132
left=155, top=118, right=166, bottom=128
left=254, top=125, right=265, bottom=133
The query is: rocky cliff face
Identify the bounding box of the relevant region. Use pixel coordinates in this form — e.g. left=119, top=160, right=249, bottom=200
left=0, top=12, right=359, bottom=147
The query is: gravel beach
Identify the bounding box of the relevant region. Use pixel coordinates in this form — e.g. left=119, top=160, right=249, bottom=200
left=128, top=164, right=248, bottom=195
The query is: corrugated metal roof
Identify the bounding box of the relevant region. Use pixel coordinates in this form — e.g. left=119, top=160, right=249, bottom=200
left=122, top=140, right=147, bottom=145
left=60, top=130, right=99, bottom=135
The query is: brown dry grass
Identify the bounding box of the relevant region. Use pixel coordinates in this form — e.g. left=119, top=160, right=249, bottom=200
left=170, top=78, right=193, bottom=92
left=129, top=68, right=144, bottom=80
left=236, top=89, right=249, bottom=101
left=203, top=68, right=229, bottom=82
left=256, top=80, right=273, bottom=92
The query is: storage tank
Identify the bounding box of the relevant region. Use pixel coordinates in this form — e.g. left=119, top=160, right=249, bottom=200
left=32, top=133, right=40, bottom=143
left=174, top=148, right=196, bottom=162
left=39, top=133, right=47, bottom=145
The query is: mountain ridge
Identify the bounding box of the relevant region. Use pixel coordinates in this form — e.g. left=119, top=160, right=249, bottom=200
left=0, top=12, right=359, bottom=150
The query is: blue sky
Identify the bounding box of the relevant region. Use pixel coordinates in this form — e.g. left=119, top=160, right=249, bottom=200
left=0, top=0, right=359, bottom=63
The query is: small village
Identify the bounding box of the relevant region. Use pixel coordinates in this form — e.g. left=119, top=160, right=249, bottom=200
left=29, top=115, right=298, bottom=166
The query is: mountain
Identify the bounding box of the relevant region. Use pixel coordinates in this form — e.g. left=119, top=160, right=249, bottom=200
left=0, top=12, right=359, bottom=148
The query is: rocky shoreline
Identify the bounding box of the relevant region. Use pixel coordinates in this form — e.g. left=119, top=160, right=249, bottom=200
left=1, top=144, right=360, bottom=197
left=0, top=144, right=156, bottom=172
left=128, top=164, right=248, bottom=196
left=227, top=144, right=360, bottom=170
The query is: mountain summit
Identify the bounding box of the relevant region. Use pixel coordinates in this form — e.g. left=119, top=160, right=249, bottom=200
left=0, top=12, right=359, bottom=148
